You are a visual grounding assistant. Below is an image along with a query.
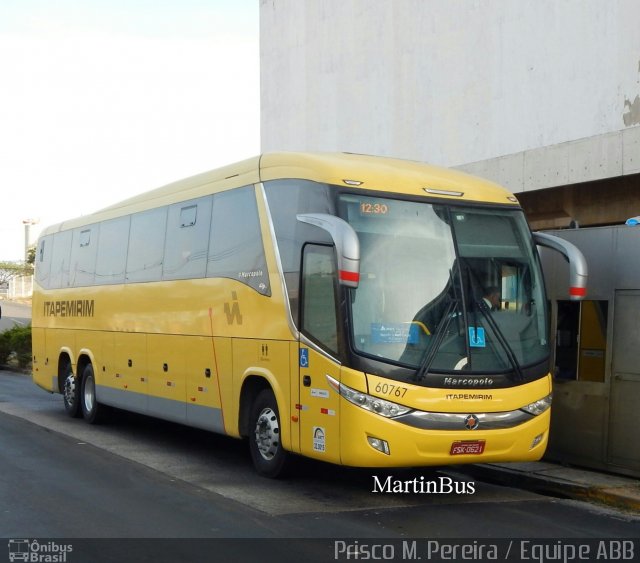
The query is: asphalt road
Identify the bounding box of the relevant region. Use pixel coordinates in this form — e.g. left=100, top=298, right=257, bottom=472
left=0, top=300, right=31, bottom=331
left=1, top=370, right=638, bottom=563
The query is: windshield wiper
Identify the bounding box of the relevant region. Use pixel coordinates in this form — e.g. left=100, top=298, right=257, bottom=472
left=413, top=299, right=457, bottom=382
left=474, top=299, right=524, bottom=381
left=459, top=259, right=524, bottom=382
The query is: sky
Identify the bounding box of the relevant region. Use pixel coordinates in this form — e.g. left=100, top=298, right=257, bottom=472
left=0, top=0, right=259, bottom=261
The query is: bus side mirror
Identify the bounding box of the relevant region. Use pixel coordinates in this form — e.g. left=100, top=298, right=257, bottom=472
left=296, top=213, right=360, bottom=288
left=533, top=232, right=588, bottom=300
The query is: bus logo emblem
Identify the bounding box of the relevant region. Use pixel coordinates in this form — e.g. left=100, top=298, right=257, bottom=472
left=464, top=414, right=480, bottom=430
left=223, top=291, right=243, bottom=325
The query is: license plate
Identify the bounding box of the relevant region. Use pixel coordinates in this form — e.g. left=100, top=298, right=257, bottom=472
left=450, top=440, right=486, bottom=456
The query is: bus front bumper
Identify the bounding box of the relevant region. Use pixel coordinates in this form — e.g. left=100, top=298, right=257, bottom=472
left=339, top=402, right=550, bottom=468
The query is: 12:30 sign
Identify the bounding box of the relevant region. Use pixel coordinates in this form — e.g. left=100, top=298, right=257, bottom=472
left=360, top=201, right=389, bottom=216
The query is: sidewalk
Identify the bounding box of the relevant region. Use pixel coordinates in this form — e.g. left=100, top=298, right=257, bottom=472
left=467, top=461, right=640, bottom=513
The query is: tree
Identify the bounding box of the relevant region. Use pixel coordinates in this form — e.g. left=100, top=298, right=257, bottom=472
left=26, top=245, right=36, bottom=266
left=0, top=261, right=33, bottom=287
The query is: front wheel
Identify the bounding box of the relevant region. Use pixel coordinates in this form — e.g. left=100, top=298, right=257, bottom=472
left=80, top=363, right=106, bottom=424
left=249, top=389, right=289, bottom=478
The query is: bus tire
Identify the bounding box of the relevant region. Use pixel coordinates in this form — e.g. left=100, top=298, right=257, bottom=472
left=80, top=363, right=106, bottom=424
left=249, top=388, right=288, bottom=478
left=62, top=361, right=81, bottom=418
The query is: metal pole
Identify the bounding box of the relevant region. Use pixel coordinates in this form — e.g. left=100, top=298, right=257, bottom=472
left=22, top=219, right=39, bottom=262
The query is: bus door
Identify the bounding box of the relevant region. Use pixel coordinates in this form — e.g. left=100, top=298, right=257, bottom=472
left=298, top=346, right=341, bottom=463
left=298, top=244, right=341, bottom=464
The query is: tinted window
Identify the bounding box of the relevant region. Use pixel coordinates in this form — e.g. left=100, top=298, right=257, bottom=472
left=50, top=230, right=73, bottom=288
left=126, top=207, right=167, bottom=283
left=164, top=196, right=212, bottom=280
left=264, top=179, right=334, bottom=321
left=35, top=235, right=53, bottom=288
left=207, top=186, right=270, bottom=295
left=301, top=244, right=338, bottom=354
left=70, top=226, right=98, bottom=286
left=96, top=216, right=130, bottom=284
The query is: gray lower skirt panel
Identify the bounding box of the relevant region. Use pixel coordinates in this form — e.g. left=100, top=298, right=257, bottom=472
left=96, top=384, right=225, bottom=434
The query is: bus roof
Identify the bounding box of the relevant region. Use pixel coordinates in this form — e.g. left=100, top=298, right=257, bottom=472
left=260, top=152, right=516, bottom=203
left=41, top=152, right=519, bottom=235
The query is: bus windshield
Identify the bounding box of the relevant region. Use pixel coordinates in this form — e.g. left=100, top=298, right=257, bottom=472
left=338, top=194, right=549, bottom=376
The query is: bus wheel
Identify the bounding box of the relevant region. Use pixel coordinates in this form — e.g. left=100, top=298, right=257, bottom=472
left=80, top=363, right=105, bottom=424
left=62, top=362, right=81, bottom=418
left=249, top=389, right=288, bottom=478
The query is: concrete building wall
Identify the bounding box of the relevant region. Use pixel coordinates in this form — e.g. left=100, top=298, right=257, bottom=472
left=259, top=0, right=640, bottom=478
left=260, top=0, right=640, bottom=203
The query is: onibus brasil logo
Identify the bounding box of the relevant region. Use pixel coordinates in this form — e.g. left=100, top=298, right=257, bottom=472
left=8, top=540, right=73, bottom=562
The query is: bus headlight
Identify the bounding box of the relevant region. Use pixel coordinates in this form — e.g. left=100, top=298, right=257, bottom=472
left=326, top=375, right=413, bottom=418
left=521, top=393, right=552, bottom=416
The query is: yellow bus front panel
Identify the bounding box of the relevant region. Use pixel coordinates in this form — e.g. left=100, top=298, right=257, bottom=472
left=338, top=392, right=550, bottom=468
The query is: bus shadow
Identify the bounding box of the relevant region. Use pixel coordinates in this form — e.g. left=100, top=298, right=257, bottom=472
left=102, top=406, right=451, bottom=491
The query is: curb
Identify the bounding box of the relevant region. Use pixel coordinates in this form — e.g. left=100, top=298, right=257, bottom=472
left=466, top=463, right=640, bottom=514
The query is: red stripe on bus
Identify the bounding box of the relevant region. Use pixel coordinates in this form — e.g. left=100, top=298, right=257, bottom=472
left=569, top=286, right=586, bottom=297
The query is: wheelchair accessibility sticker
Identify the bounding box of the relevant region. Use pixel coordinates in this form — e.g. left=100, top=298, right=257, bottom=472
left=469, top=327, right=486, bottom=347
left=299, top=348, right=309, bottom=368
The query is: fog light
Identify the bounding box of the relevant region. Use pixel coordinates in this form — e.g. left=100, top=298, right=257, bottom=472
left=367, top=436, right=390, bottom=455
left=530, top=433, right=544, bottom=450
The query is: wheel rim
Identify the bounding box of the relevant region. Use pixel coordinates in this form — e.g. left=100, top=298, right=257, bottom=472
left=84, top=375, right=95, bottom=413
left=254, top=407, right=280, bottom=461
left=63, top=374, right=76, bottom=407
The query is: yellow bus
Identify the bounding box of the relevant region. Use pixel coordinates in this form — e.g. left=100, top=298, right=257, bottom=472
left=31, top=152, right=587, bottom=477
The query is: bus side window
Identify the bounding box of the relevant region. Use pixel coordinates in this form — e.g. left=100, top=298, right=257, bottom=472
left=164, top=196, right=211, bottom=280
left=70, top=226, right=98, bottom=287
left=263, top=179, right=335, bottom=320
left=127, top=207, right=167, bottom=283
left=208, top=186, right=270, bottom=295
left=36, top=236, right=53, bottom=289
left=95, top=216, right=130, bottom=285
left=301, top=244, right=338, bottom=355
left=50, top=230, right=73, bottom=288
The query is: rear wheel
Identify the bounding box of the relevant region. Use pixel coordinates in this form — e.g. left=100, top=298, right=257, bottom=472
left=62, top=361, right=81, bottom=418
left=249, top=389, right=289, bottom=478
left=80, top=363, right=106, bottom=424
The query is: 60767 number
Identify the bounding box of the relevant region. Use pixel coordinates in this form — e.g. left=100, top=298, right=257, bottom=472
left=374, top=382, right=408, bottom=398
